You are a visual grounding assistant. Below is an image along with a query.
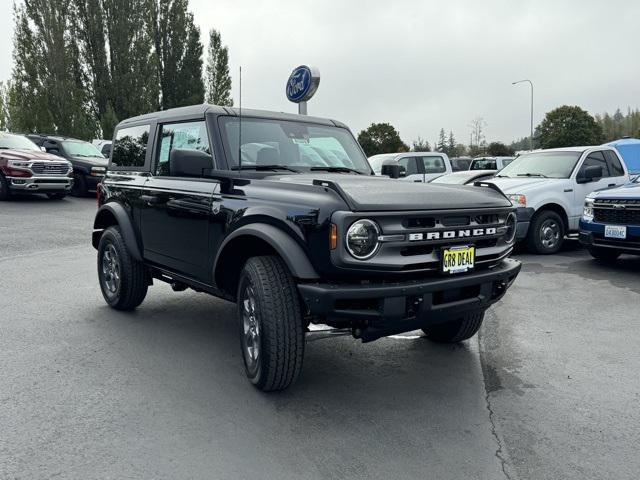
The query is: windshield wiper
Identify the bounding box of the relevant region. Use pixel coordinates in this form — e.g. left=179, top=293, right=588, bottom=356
left=231, top=164, right=300, bottom=173
left=517, top=173, right=548, bottom=178
left=309, top=166, right=363, bottom=174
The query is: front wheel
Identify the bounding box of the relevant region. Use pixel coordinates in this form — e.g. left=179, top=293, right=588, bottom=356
left=422, top=311, right=485, bottom=343
left=237, top=256, right=305, bottom=392
left=588, top=246, right=621, bottom=262
left=527, top=210, right=565, bottom=254
left=97, top=226, right=148, bottom=310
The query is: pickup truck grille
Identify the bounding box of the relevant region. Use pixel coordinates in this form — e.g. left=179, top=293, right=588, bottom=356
left=594, top=199, right=640, bottom=225
left=30, top=162, right=69, bottom=175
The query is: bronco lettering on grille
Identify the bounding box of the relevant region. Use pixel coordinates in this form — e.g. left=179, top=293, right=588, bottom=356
left=409, top=227, right=497, bottom=242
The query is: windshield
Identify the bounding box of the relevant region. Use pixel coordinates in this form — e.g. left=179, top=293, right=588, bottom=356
left=368, top=154, right=398, bottom=174
left=470, top=158, right=497, bottom=170
left=0, top=133, right=40, bottom=151
left=62, top=141, right=105, bottom=157
left=219, top=117, right=372, bottom=174
left=497, top=151, right=582, bottom=178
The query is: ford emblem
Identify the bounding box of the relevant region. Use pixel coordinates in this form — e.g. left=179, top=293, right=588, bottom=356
left=286, top=65, right=320, bottom=103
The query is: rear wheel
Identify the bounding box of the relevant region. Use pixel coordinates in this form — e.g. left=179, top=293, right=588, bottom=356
left=0, top=173, right=11, bottom=201
left=422, top=310, right=485, bottom=343
left=70, top=173, right=87, bottom=197
left=97, top=226, right=148, bottom=310
left=527, top=210, right=565, bottom=254
left=237, top=256, right=305, bottom=392
left=587, top=246, right=621, bottom=262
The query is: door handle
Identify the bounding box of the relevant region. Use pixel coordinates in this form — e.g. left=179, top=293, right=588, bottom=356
left=414, top=179, right=422, bottom=183
left=608, top=183, right=616, bottom=187
left=140, top=194, right=160, bottom=205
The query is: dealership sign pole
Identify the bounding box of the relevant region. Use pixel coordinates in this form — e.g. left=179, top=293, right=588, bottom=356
left=286, top=65, right=320, bottom=115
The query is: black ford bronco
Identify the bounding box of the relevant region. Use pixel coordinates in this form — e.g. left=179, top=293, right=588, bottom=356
left=92, top=104, right=521, bottom=391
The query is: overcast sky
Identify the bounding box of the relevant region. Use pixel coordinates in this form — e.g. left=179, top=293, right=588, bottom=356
left=1, top=0, right=639, bottom=145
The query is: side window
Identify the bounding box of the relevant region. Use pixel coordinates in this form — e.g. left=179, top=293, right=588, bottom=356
left=419, top=156, right=446, bottom=174
left=112, top=125, right=149, bottom=168
left=155, top=121, right=211, bottom=176
left=604, top=150, right=625, bottom=177
left=581, top=151, right=610, bottom=177
left=397, top=157, right=419, bottom=175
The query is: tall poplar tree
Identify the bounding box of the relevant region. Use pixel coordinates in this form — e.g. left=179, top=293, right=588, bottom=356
left=205, top=29, right=233, bottom=106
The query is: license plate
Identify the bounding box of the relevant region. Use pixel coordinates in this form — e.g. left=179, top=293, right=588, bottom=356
left=605, top=225, right=627, bottom=239
left=441, top=246, right=475, bottom=274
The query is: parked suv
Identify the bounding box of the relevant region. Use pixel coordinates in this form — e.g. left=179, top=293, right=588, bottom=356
left=579, top=175, right=640, bottom=260
left=0, top=133, right=72, bottom=200
left=28, top=134, right=108, bottom=196
left=469, top=156, right=515, bottom=171
left=368, top=152, right=453, bottom=182
left=488, top=147, right=629, bottom=254
left=92, top=105, right=521, bottom=391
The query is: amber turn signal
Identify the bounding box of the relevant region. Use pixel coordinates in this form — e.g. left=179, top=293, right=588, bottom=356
left=330, top=223, right=338, bottom=250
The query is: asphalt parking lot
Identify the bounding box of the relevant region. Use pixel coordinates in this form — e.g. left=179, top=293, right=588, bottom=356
left=1, top=196, right=639, bottom=480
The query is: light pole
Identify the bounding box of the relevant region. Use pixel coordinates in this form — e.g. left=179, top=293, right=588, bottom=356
left=512, top=79, right=534, bottom=151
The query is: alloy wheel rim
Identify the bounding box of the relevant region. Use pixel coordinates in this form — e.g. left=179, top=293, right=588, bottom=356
left=241, top=285, right=260, bottom=371
left=540, top=219, right=560, bottom=249
left=101, top=244, right=121, bottom=293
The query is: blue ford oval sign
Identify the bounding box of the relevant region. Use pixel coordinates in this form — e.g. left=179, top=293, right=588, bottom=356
left=286, top=65, right=320, bottom=103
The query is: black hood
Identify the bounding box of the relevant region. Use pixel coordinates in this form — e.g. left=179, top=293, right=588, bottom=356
left=270, top=174, right=512, bottom=211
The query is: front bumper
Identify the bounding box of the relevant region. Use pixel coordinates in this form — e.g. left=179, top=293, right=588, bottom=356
left=579, top=220, right=640, bottom=254
left=84, top=173, right=103, bottom=192
left=298, top=258, right=521, bottom=342
left=515, top=207, right=535, bottom=240
left=8, top=176, right=72, bottom=192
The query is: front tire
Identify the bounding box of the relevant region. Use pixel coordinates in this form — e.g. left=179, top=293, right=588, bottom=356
left=527, top=210, right=565, bottom=254
left=97, top=226, right=148, bottom=310
left=0, top=173, right=11, bottom=201
left=237, top=256, right=305, bottom=392
left=422, top=310, right=485, bottom=343
left=588, top=246, right=621, bottom=262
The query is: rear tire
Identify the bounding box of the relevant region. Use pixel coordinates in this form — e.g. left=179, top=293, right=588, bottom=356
left=97, top=226, right=148, bottom=310
left=422, top=310, right=485, bottom=343
left=70, top=173, right=87, bottom=197
left=526, top=210, right=565, bottom=254
left=47, top=192, right=66, bottom=200
left=237, top=256, right=305, bottom=392
left=587, top=247, right=621, bottom=262
left=0, top=173, right=11, bottom=200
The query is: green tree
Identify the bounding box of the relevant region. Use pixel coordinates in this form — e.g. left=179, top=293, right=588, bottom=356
left=205, top=29, right=233, bottom=106
left=74, top=0, right=159, bottom=138
left=487, top=142, right=514, bottom=156
left=412, top=136, right=430, bottom=152
left=149, top=0, right=205, bottom=110
left=436, top=128, right=447, bottom=152
left=9, top=0, right=96, bottom=138
left=447, top=131, right=456, bottom=155
left=357, top=123, right=407, bottom=156
left=0, top=81, right=9, bottom=130
left=537, top=105, right=603, bottom=149
left=595, top=107, right=640, bottom=142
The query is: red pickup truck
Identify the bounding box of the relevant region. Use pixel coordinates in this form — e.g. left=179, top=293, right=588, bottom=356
left=0, top=133, right=73, bottom=200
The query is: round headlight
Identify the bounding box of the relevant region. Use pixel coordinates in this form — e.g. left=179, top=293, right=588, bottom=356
left=346, top=219, right=380, bottom=260
left=504, top=212, right=517, bottom=244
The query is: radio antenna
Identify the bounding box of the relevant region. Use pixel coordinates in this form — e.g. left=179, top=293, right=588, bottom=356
left=238, top=66, right=242, bottom=170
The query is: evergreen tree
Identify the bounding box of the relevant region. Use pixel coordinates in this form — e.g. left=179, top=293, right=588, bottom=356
left=149, top=0, right=205, bottom=110
left=0, top=81, right=8, bottom=130
left=205, top=29, right=233, bottom=106
left=537, top=105, right=603, bottom=148
left=9, top=0, right=96, bottom=138
left=411, top=137, right=430, bottom=152
left=436, top=128, right=447, bottom=152
left=447, top=131, right=456, bottom=154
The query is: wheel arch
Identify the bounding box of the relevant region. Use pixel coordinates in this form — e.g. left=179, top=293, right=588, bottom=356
left=213, top=223, right=319, bottom=299
left=533, top=203, right=569, bottom=231
left=92, top=203, right=142, bottom=261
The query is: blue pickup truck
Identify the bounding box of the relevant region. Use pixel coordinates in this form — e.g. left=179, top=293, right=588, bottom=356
left=579, top=175, right=640, bottom=260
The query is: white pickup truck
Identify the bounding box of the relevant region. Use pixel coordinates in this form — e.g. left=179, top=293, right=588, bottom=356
left=368, top=152, right=453, bottom=183
left=488, top=146, right=630, bottom=254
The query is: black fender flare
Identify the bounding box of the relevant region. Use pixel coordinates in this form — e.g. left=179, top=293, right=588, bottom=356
left=92, top=203, right=143, bottom=261
left=214, top=223, right=319, bottom=280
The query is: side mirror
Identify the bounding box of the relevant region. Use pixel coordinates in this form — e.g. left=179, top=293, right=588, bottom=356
left=381, top=163, right=406, bottom=179
left=169, top=148, right=213, bottom=178
left=577, top=165, right=603, bottom=184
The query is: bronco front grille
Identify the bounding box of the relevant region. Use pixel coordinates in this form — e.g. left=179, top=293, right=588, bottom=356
left=30, top=162, right=69, bottom=175
left=594, top=199, right=640, bottom=225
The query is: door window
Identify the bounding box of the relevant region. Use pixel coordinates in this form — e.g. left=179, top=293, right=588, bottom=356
left=155, top=121, right=211, bottom=176
left=604, top=150, right=625, bottom=177
left=580, top=151, right=610, bottom=177
left=419, top=156, right=446, bottom=174
left=112, top=125, right=150, bottom=168
left=397, top=157, right=419, bottom=175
